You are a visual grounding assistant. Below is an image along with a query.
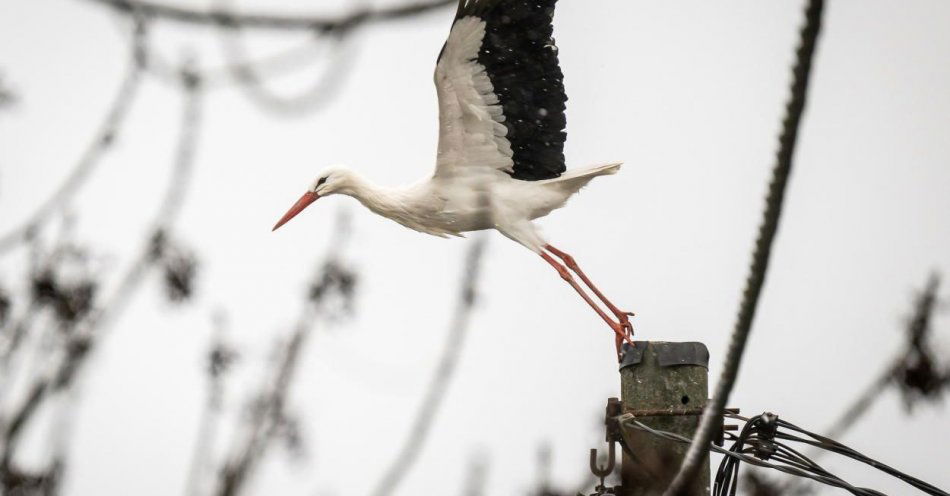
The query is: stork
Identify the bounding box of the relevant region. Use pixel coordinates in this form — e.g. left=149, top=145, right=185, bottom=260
left=273, top=0, right=634, bottom=358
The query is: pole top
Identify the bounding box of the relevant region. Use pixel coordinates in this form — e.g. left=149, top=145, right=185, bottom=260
left=619, top=341, right=709, bottom=371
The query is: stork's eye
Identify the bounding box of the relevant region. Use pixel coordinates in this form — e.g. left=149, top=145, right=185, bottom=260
left=317, top=177, right=327, bottom=186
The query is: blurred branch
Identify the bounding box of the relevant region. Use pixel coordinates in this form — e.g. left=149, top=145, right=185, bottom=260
left=665, top=1, right=825, bottom=493
left=185, top=311, right=237, bottom=496
left=215, top=326, right=307, bottom=496
left=0, top=66, right=203, bottom=489
left=0, top=241, right=96, bottom=408
left=460, top=454, right=488, bottom=496
left=895, top=274, right=949, bottom=409
left=96, top=0, right=450, bottom=105
left=84, top=0, right=455, bottom=31
left=214, top=1, right=357, bottom=116
left=742, top=469, right=816, bottom=496
left=822, top=366, right=895, bottom=442
left=113, top=15, right=326, bottom=90
left=369, top=237, right=487, bottom=496
left=74, top=65, right=202, bottom=340
left=213, top=212, right=357, bottom=496
left=0, top=286, right=9, bottom=328
left=826, top=273, right=944, bottom=439
left=0, top=72, right=15, bottom=109
left=0, top=25, right=146, bottom=254
left=764, top=273, right=947, bottom=494
left=532, top=439, right=598, bottom=496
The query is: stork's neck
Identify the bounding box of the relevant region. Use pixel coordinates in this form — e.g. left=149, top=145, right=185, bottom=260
left=342, top=172, right=417, bottom=220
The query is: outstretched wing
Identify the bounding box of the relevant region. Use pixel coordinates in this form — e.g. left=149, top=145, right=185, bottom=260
left=433, top=0, right=567, bottom=181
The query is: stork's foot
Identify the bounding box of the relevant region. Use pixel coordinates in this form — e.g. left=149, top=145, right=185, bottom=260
left=611, top=313, right=635, bottom=359
left=610, top=314, right=633, bottom=357
left=612, top=308, right=635, bottom=336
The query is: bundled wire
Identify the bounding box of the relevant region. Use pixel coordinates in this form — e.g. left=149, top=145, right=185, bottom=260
left=712, top=413, right=882, bottom=496
left=615, top=413, right=949, bottom=496
left=773, top=417, right=948, bottom=496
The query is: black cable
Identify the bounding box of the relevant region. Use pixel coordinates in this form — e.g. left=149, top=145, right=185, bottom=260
left=620, top=417, right=885, bottom=496
left=775, top=420, right=949, bottom=496
left=710, top=412, right=949, bottom=496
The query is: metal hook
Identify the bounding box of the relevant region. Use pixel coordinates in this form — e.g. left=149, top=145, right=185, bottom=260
left=589, top=441, right=616, bottom=480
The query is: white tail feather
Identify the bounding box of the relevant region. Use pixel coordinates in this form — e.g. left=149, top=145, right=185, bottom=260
left=541, top=162, right=622, bottom=194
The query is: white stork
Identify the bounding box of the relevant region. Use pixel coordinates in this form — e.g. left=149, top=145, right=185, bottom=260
left=273, top=0, right=633, bottom=357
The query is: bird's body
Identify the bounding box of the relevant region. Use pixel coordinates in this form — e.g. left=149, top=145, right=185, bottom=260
left=274, top=0, right=634, bottom=357
left=315, top=162, right=620, bottom=250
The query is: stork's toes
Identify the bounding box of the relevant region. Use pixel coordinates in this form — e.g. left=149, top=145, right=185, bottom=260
left=610, top=322, right=634, bottom=345
left=615, top=311, right=636, bottom=338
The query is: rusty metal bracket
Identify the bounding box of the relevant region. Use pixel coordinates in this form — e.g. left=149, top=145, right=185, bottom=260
left=605, top=397, right=623, bottom=443
left=622, top=406, right=706, bottom=417
left=716, top=407, right=742, bottom=446
left=612, top=396, right=742, bottom=447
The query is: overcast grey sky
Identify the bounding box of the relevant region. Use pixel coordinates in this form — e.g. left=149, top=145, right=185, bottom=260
left=1, top=0, right=949, bottom=495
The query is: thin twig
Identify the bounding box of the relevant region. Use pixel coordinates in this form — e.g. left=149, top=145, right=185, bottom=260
left=824, top=368, right=895, bottom=441
left=216, top=322, right=309, bottom=496
left=73, top=66, right=202, bottom=342
left=819, top=274, right=941, bottom=441
left=664, top=1, right=825, bottom=494
left=184, top=312, right=234, bottom=496
left=0, top=30, right=146, bottom=254
left=460, top=454, right=488, bottom=496
left=212, top=0, right=358, bottom=115
left=0, top=73, right=16, bottom=109
left=115, top=19, right=342, bottom=90
left=369, top=237, right=487, bottom=496
left=83, top=0, right=455, bottom=31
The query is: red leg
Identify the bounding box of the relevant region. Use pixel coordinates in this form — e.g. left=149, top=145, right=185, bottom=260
left=541, top=252, right=631, bottom=359
left=545, top=244, right=635, bottom=340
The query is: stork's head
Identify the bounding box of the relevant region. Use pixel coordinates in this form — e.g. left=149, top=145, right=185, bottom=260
left=272, top=166, right=355, bottom=231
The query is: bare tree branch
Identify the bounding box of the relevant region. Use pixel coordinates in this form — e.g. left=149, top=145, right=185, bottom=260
left=824, top=273, right=943, bottom=441
left=212, top=0, right=358, bottom=115
left=0, top=25, right=146, bottom=254
left=213, top=212, right=357, bottom=496
left=0, top=66, right=203, bottom=488
left=460, top=454, right=488, bottom=496
left=0, top=72, right=16, bottom=109
left=751, top=274, right=946, bottom=495
left=83, top=0, right=455, bottom=32
left=369, top=237, right=487, bottom=496
left=185, top=311, right=236, bottom=496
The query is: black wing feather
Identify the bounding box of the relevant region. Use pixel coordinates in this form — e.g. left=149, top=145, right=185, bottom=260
left=450, top=0, right=567, bottom=181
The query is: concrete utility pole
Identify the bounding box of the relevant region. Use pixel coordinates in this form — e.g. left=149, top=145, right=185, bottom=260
left=617, top=342, right=710, bottom=496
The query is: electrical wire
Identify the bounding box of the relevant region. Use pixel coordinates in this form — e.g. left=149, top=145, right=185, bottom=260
left=692, top=411, right=947, bottom=496
left=775, top=419, right=949, bottom=496
left=620, top=416, right=886, bottom=496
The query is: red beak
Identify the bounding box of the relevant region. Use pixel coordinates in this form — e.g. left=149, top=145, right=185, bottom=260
left=272, top=191, right=319, bottom=231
